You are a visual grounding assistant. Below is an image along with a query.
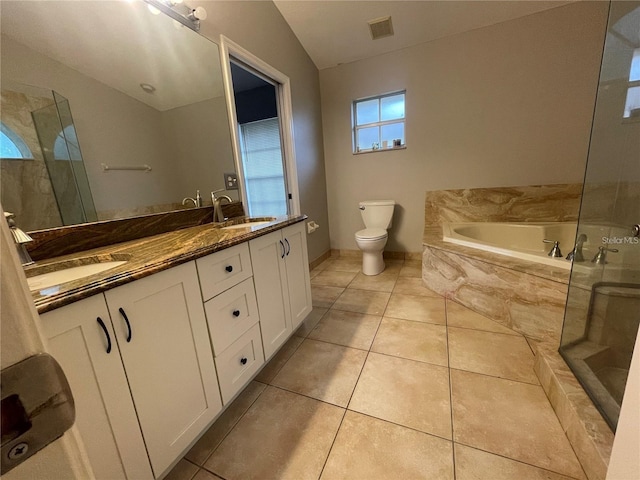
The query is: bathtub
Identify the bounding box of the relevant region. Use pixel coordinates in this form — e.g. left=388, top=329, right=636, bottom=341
left=442, top=222, right=578, bottom=270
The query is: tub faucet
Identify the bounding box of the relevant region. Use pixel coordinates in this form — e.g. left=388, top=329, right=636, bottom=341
left=211, top=189, right=233, bottom=223
left=543, top=239, right=563, bottom=258
left=4, top=212, right=34, bottom=266
left=566, top=234, right=587, bottom=262
left=591, top=246, right=618, bottom=265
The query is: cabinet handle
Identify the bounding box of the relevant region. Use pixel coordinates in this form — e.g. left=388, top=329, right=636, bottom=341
left=96, top=317, right=112, bottom=354
left=225, top=265, right=233, bottom=273
left=279, top=240, right=285, bottom=259
left=232, top=310, right=240, bottom=317
left=118, top=307, right=132, bottom=343
left=284, top=238, right=291, bottom=256
left=240, top=357, right=248, bottom=365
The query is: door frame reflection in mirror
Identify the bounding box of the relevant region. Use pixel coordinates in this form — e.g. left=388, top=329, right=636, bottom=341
left=220, top=36, right=301, bottom=217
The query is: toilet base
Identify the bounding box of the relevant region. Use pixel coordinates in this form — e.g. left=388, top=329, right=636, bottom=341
left=362, top=251, right=385, bottom=276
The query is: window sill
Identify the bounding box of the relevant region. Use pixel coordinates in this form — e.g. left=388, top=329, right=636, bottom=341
left=353, top=146, right=406, bottom=155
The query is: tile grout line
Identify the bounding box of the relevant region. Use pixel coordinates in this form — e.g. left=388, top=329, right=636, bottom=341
left=452, top=440, right=588, bottom=480
left=316, top=322, right=381, bottom=478
left=318, top=274, right=395, bottom=479
left=444, top=298, right=458, bottom=480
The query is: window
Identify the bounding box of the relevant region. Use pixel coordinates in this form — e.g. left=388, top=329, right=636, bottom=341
left=238, top=118, right=288, bottom=217
left=54, top=125, right=81, bottom=161
left=623, top=48, right=640, bottom=119
left=353, top=91, right=405, bottom=153
left=0, top=122, right=33, bottom=159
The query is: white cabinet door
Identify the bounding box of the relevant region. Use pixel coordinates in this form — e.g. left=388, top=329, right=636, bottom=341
left=250, top=230, right=292, bottom=360
left=41, top=295, right=153, bottom=480
left=104, top=262, right=221, bottom=477
left=283, top=223, right=312, bottom=330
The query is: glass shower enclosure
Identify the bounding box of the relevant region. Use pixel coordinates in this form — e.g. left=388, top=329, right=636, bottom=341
left=559, top=1, right=640, bottom=431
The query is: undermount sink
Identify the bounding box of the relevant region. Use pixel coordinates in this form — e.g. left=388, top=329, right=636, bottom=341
left=26, top=254, right=130, bottom=291
left=219, top=217, right=276, bottom=230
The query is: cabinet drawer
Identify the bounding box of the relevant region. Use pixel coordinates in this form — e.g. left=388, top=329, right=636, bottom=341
left=197, top=243, right=252, bottom=301
left=205, top=277, right=259, bottom=355
left=215, top=323, right=265, bottom=404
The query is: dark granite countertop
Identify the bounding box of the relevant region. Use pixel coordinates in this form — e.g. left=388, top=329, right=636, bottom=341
left=29, top=215, right=306, bottom=314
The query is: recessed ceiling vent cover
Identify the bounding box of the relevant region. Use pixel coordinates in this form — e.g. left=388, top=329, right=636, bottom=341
left=368, top=16, right=394, bottom=40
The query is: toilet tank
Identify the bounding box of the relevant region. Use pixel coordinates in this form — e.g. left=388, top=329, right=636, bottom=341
left=359, top=200, right=395, bottom=229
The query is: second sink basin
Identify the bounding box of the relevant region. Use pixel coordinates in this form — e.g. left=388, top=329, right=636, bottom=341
left=26, top=254, right=131, bottom=291
left=218, top=217, right=276, bottom=231
left=221, top=221, right=272, bottom=230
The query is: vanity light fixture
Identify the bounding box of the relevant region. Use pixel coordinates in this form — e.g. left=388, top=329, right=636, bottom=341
left=143, top=0, right=206, bottom=32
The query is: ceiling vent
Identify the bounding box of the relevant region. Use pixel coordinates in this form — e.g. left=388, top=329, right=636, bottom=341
left=368, top=16, right=394, bottom=40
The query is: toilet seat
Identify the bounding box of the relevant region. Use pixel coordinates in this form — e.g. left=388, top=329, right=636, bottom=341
left=355, top=228, right=387, bottom=241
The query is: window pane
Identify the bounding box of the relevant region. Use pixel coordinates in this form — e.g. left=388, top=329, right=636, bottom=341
left=381, top=122, right=404, bottom=145
left=239, top=118, right=288, bottom=216
left=0, top=131, right=23, bottom=158
left=357, top=126, right=380, bottom=151
left=624, top=86, right=640, bottom=118
left=381, top=94, right=405, bottom=121
left=630, top=48, right=640, bottom=82
left=356, top=99, right=379, bottom=125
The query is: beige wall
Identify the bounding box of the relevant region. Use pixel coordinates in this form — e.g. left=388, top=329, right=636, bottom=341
left=198, top=0, right=330, bottom=262
left=320, top=2, right=608, bottom=253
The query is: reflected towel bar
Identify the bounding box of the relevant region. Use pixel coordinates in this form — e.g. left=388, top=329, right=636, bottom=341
left=101, top=163, right=152, bottom=172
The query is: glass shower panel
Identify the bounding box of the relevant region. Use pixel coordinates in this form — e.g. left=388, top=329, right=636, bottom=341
left=31, top=92, right=97, bottom=225
left=559, top=1, right=640, bottom=431
left=53, top=91, right=97, bottom=223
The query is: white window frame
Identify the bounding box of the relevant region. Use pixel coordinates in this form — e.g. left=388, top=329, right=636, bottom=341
left=352, top=91, right=406, bottom=154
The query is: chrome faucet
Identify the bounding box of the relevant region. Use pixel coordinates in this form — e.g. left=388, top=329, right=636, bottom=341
left=211, top=189, right=233, bottom=223
left=591, top=246, right=618, bottom=265
left=542, top=239, right=563, bottom=257
left=4, top=212, right=34, bottom=266
left=566, top=234, right=587, bottom=262
left=182, top=190, right=203, bottom=208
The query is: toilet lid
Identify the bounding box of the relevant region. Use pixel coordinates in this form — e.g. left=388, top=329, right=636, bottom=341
left=355, top=228, right=387, bottom=240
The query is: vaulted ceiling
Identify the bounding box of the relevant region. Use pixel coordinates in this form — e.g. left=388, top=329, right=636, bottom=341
left=273, top=1, right=575, bottom=70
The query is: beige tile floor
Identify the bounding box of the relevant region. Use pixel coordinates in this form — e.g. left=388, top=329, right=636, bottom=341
left=167, top=257, right=586, bottom=480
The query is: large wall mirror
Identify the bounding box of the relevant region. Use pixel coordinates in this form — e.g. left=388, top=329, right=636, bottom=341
left=1, top=1, right=237, bottom=232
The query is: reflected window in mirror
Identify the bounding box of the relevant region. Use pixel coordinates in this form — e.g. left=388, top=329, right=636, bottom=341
left=54, top=125, right=80, bottom=161
left=0, top=122, right=33, bottom=159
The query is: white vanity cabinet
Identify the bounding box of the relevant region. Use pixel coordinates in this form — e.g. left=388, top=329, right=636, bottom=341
left=42, top=295, right=154, bottom=480
left=104, top=261, right=222, bottom=476
left=250, top=222, right=312, bottom=359
left=197, top=244, right=265, bottom=404
left=41, top=261, right=222, bottom=479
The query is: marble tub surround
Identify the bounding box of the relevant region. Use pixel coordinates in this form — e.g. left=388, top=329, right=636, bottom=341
left=423, top=244, right=569, bottom=344
left=25, top=202, right=244, bottom=261
left=424, top=183, right=582, bottom=227
left=534, top=345, right=613, bottom=480
left=166, top=257, right=587, bottom=480
left=421, top=184, right=582, bottom=346
left=27, top=214, right=306, bottom=314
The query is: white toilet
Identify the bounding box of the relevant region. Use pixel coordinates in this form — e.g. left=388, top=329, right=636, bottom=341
left=355, top=200, right=395, bottom=276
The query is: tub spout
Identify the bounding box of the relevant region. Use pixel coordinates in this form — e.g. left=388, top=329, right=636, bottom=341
left=566, top=234, right=587, bottom=262
left=543, top=239, right=563, bottom=258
